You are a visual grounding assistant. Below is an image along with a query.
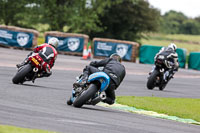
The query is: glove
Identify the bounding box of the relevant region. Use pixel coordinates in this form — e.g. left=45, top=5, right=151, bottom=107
left=89, top=61, right=96, bottom=66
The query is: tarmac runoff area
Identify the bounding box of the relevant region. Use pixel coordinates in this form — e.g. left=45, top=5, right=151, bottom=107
left=98, top=102, right=200, bottom=125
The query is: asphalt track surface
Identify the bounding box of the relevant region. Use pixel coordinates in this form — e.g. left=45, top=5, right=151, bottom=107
left=0, top=47, right=200, bottom=133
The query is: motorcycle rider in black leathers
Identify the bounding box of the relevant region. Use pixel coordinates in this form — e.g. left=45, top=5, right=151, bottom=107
left=154, top=43, right=179, bottom=82
left=73, top=53, right=126, bottom=105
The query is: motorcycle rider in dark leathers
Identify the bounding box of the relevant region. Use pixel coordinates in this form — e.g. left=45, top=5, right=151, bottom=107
left=154, top=43, right=179, bottom=82
left=16, top=37, right=59, bottom=78
left=73, top=53, right=126, bottom=105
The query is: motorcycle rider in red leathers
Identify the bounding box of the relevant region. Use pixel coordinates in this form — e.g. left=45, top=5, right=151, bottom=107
left=16, top=37, right=59, bottom=78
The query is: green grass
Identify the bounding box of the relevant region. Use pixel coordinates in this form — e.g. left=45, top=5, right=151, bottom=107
left=149, top=33, right=200, bottom=43
left=141, top=33, right=200, bottom=54
left=116, top=96, right=200, bottom=122
left=141, top=39, right=200, bottom=54
left=0, top=125, right=56, bottom=133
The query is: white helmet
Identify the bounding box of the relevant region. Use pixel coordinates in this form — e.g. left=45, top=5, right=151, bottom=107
left=48, top=37, right=59, bottom=48
left=168, top=43, right=177, bottom=51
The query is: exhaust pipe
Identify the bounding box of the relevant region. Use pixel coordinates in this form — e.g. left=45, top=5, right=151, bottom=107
left=90, top=93, right=107, bottom=105
left=33, top=67, right=38, bottom=72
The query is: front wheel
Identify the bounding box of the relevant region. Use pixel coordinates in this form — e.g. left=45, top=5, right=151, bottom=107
left=147, top=70, right=159, bottom=90
left=73, top=84, right=98, bottom=108
left=12, top=64, right=32, bottom=84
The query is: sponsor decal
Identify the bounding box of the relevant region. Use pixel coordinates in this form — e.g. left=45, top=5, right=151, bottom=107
left=68, top=38, right=80, bottom=51
left=97, top=42, right=112, bottom=51
left=17, top=33, right=30, bottom=46
left=116, top=44, right=128, bottom=58
left=0, top=30, right=13, bottom=39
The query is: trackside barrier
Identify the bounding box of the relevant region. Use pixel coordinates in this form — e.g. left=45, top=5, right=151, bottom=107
left=45, top=31, right=89, bottom=56
left=0, top=25, right=39, bottom=48
left=93, top=38, right=139, bottom=62
left=188, top=52, right=200, bottom=70
left=139, top=45, right=187, bottom=68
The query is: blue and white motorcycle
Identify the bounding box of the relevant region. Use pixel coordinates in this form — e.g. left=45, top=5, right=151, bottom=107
left=67, top=72, right=110, bottom=108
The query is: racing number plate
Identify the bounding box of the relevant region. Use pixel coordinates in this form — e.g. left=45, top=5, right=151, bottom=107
left=32, top=57, right=39, bottom=65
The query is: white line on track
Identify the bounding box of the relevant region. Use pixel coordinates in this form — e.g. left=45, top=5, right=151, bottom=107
left=56, top=119, right=104, bottom=126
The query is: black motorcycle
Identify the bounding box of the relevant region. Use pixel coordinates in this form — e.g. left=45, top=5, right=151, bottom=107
left=147, top=53, right=175, bottom=90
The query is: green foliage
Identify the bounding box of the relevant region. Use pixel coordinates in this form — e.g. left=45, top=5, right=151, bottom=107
left=1, top=0, right=200, bottom=41
left=91, top=0, right=160, bottom=42
left=180, top=19, right=200, bottom=34
left=37, top=36, right=45, bottom=45
left=116, top=96, right=200, bottom=122
left=0, top=0, right=160, bottom=42
left=159, top=10, right=200, bottom=35
left=0, top=0, right=28, bottom=25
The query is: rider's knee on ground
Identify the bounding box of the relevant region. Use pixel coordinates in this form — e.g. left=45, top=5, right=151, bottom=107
left=103, top=97, right=115, bottom=105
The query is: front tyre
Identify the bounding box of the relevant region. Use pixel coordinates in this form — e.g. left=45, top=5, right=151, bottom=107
left=147, top=70, right=159, bottom=90
left=12, top=64, right=32, bottom=84
left=73, top=84, right=98, bottom=108
left=159, top=83, right=167, bottom=91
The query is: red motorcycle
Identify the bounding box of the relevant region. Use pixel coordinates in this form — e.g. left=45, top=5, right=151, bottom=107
left=12, top=53, right=50, bottom=84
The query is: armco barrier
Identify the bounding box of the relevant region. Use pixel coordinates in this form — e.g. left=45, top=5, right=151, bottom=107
left=0, top=25, right=39, bottom=48
left=45, top=31, right=89, bottom=56
left=188, top=52, right=200, bottom=70
left=139, top=45, right=187, bottom=68
left=93, top=38, right=139, bottom=62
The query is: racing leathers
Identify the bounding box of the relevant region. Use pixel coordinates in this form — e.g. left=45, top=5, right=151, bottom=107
left=17, top=43, right=57, bottom=77
left=154, top=47, right=179, bottom=81
left=78, top=58, right=126, bottom=105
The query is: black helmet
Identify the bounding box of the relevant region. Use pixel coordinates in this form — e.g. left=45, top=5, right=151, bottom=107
left=110, top=53, right=122, bottom=62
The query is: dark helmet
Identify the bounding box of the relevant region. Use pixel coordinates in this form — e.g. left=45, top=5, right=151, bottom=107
left=110, top=53, right=122, bottom=62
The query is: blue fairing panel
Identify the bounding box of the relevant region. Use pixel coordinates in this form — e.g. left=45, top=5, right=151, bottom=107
left=88, top=72, right=110, bottom=92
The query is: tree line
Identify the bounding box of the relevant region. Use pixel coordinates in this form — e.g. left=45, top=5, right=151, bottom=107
left=0, top=0, right=199, bottom=42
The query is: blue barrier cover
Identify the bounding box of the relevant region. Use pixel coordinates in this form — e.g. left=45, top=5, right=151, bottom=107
left=94, top=41, right=133, bottom=61
left=0, top=29, right=34, bottom=48
left=45, top=36, right=84, bottom=53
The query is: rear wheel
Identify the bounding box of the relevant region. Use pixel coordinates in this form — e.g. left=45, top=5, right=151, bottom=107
left=147, top=70, right=159, bottom=90
left=73, top=84, right=98, bottom=108
left=12, top=64, right=32, bottom=84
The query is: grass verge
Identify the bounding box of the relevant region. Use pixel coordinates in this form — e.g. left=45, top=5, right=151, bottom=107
left=116, top=96, right=200, bottom=122
left=141, top=39, right=200, bottom=54
left=0, top=125, right=56, bottom=133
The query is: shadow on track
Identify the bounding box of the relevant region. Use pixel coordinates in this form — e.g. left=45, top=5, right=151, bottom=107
left=147, top=89, right=182, bottom=94
left=13, top=83, right=66, bottom=90
left=77, top=106, right=122, bottom=114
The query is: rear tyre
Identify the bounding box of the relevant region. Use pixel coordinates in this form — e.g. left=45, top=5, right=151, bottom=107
left=12, top=64, right=32, bottom=84
left=147, top=70, right=159, bottom=90
left=73, top=84, right=98, bottom=108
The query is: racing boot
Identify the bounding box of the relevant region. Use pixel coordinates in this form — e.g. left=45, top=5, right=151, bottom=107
left=16, top=59, right=28, bottom=68
left=16, top=52, right=33, bottom=68
left=73, top=74, right=88, bottom=88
